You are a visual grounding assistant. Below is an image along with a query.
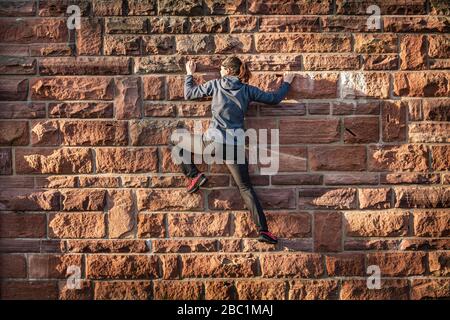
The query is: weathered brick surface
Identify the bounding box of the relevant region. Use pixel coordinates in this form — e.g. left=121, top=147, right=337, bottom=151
left=0, top=0, right=448, bottom=301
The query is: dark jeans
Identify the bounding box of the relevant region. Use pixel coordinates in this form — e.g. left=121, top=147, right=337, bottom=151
left=174, top=142, right=269, bottom=232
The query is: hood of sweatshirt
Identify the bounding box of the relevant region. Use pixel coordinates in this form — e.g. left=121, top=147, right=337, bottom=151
left=219, top=75, right=243, bottom=90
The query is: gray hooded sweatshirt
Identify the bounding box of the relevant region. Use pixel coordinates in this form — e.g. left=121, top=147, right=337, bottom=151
left=184, top=74, right=291, bottom=145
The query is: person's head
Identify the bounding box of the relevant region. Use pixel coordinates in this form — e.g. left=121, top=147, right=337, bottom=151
left=220, top=56, right=251, bottom=83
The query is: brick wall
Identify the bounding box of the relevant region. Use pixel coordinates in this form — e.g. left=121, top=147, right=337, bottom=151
left=0, top=0, right=449, bottom=300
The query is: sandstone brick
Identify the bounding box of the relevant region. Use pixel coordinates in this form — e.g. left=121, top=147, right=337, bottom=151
left=422, top=99, right=450, bottom=121
left=400, top=35, right=426, bottom=70
left=344, top=211, right=409, bottom=237
left=0, top=254, right=26, bottom=278
left=48, top=102, right=113, bottom=118
left=408, top=123, right=449, bottom=143
left=340, top=72, right=390, bottom=99
left=92, top=0, right=122, bottom=15
left=410, top=279, right=450, bottom=300
left=345, top=239, right=400, bottom=251
left=153, top=239, right=217, bottom=253
left=137, top=189, right=203, bottom=211
left=382, top=101, right=407, bottom=142
left=0, top=213, right=46, bottom=238
left=279, top=119, right=340, bottom=144
left=61, top=120, right=127, bottom=146
left=380, top=173, right=440, bottom=185
left=429, top=251, right=449, bottom=276
left=248, top=0, right=332, bottom=14
left=309, top=146, right=366, bottom=171
left=325, top=254, right=365, bottom=277
left=49, top=212, right=106, bottom=238
left=0, top=18, right=68, bottom=43
left=384, top=16, right=449, bottom=33
left=413, top=210, right=449, bottom=237
left=0, top=78, right=28, bottom=100
left=32, top=77, right=114, bottom=100
left=94, top=281, right=151, bottom=300
left=30, top=120, right=59, bottom=146
left=64, top=240, right=149, bottom=253
left=0, top=189, right=59, bottom=211
left=236, top=280, right=286, bottom=300
left=87, top=255, right=159, bottom=279
left=59, top=280, right=96, bottom=300
left=158, top=0, right=203, bottom=15
left=321, top=16, right=378, bottom=32
left=148, top=16, right=189, bottom=33
left=0, top=56, right=36, bottom=75
left=107, top=190, right=135, bottom=239
left=142, top=35, right=175, bottom=54
left=128, top=0, right=157, bottom=15
left=205, top=280, right=235, bottom=300
left=38, top=0, right=91, bottom=16
left=287, top=73, right=339, bottom=99
left=289, top=280, right=339, bottom=300
left=181, top=254, right=257, bottom=278
left=136, top=213, right=166, bottom=238
left=176, top=34, right=215, bottom=54
left=153, top=280, right=203, bottom=300
left=304, top=54, right=359, bottom=71
left=336, top=0, right=426, bottom=14
left=431, top=146, right=450, bottom=171
left=362, top=54, right=399, bottom=70
left=105, top=17, right=148, bottom=34
left=16, top=147, right=93, bottom=174
left=77, top=18, right=102, bottom=55
left=114, top=77, right=142, bottom=119
left=395, top=187, right=449, bottom=209
left=79, top=176, right=120, bottom=188
left=256, top=34, right=351, bottom=53
left=96, top=147, right=157, bottom=173
left=229, top=16, right=258, bottom=33
left=0, top=121, right=29, bottom=146
left=61, top=189, right=106, bottom=211
left=298, top=188, right=357, bottom=210
left=354, top=34, right=397, bottom=54
left=359, top=188, right=392, bottom=209
left=104, top=35, right=141, bottom=55
left=394, top=72, right=450, bottom=97
left=28, top=254, right=82, bottom=279
left=214, top=34, right=253, bottom=54
left=261, top=253, right=324, bottom=278
left=160, top=254, right=179, bottom=279
left=399, top=239, right=449, bottom=251
left=428, top=35, right=450, bottom=59
left=130, top=119, right=188, bottom=145
left=367, top=252, right=427, bottom=276
left=167, top=212, right=230, bottom=237
left=143, top=76, right=165, bottom=100
left=39, top=57, right=130, bottom=76
left=341, top=279, right=409, bottom=300
left=30, top=43, right=72, bottom=56
left=0, top=0, right=36, bottom=16
left=368, top=144, right=429, bottom=172
left=190, top=16, right=228, bottom=33
left=314, top=211, right=342, bottom=252
left=35, top=176, right=77, bottom=188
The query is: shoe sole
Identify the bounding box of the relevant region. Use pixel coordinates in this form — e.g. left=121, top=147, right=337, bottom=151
left=257, top=236, right=277, bottom=245
left=187, top=175, right=208, bottom=194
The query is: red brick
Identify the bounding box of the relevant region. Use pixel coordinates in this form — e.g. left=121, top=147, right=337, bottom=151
left=0, top=78, right=28, bottom=100
left=0, top=281, right=59, bottom=300
left=0, top=254, right=27, bottom=278
left=0, top=213, right=46, bottom=238
left=279, top=119, right=340, bottom=144
left=309, top=146, right=366, bottom=171
left=314, top=211, right=342, bottom=252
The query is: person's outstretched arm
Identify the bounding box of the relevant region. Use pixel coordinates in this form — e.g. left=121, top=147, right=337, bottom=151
left=248, top=72, right=295, bottom=105
left=184, top=60, right=215, bottom=100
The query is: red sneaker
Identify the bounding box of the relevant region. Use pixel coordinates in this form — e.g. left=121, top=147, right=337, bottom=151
left=186, top=173, right=207, bottom=194
left=258, top=231, right=278, bottom=244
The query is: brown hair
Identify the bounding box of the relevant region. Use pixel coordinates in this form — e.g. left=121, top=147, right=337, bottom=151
left=221, top=56, right=252, bottom=83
